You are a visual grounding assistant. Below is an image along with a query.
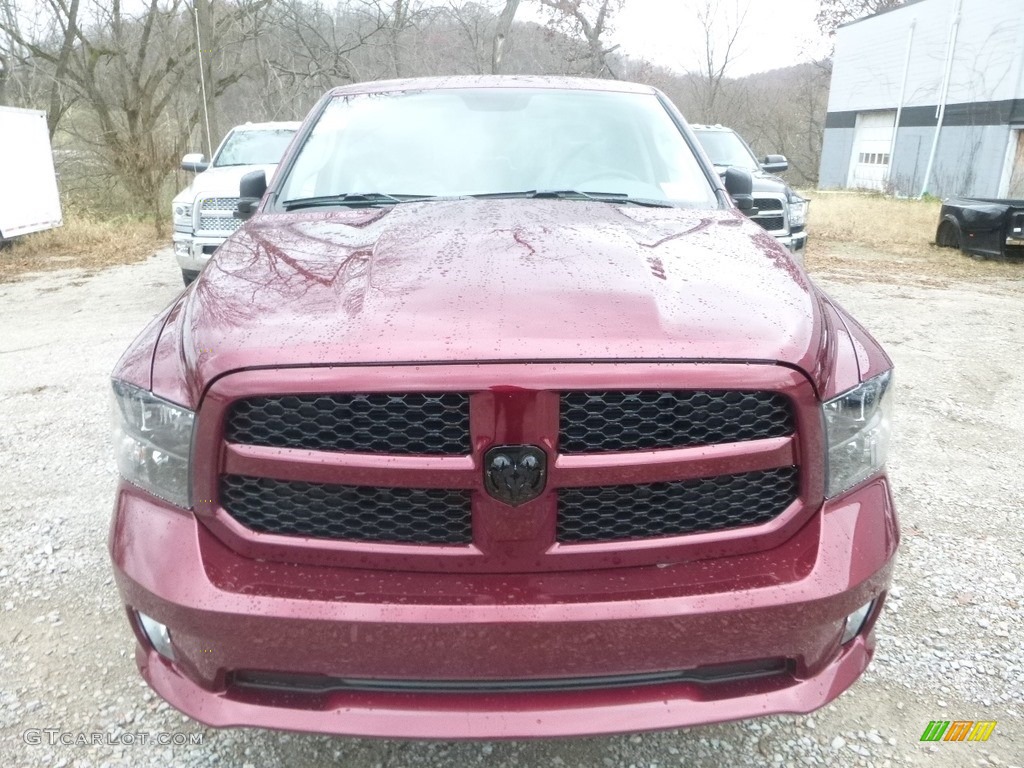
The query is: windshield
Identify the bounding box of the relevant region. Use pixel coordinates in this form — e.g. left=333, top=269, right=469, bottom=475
left=693, top=130, right=760, bottom=172
left=277, top=89, right=718, bottom=207
left=213, top=129, right=296, bottom=167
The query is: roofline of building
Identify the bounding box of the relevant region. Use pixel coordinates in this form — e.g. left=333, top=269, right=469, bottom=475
left=837, top=0, right=930, bottom=31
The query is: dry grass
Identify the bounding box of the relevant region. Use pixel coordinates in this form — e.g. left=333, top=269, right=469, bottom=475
left=0, top=211, right=163, bottom=283
left=801, top=190, right=1024, bottom=285
left=803, top=190, right=942, bottom=255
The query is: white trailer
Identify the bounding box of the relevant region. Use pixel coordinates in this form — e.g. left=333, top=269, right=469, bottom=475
left=0, top=106, right=63, bottom=242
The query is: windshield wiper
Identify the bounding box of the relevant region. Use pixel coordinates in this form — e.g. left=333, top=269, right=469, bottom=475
left=471, top=190, right=677, bottom=208
left=282, top=193, right=435, bottom=211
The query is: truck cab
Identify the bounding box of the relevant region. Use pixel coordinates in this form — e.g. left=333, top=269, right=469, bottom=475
left=172, top=121, right=299, bottom=284
left=691, top=124, right=808, bottom=259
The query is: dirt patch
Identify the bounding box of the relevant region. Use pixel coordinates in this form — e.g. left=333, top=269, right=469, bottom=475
left=807, top=241, right=1024, bottom=288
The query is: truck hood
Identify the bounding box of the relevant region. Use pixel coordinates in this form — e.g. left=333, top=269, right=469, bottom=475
left=155, top=199, right=827, bottom=404
left=750, top=171, right=792, bottom=197
left=173, top=164, right=279, bottom=203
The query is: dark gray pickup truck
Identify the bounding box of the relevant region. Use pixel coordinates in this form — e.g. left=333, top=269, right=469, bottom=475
left=936, top=198, right=1024, bottom=260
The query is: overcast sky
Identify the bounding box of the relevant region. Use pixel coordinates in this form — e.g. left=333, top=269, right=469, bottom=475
left=524, top=0, right=829, bottom=77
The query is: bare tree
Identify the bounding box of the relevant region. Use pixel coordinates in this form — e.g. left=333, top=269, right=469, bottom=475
left=193, top=0, right=217, bottom=151
left=687, top=0, right=749, bottom=124
left=0, top=0, right=80, bottom=133
left=270, top=1, right=372, bottom=88
left=757, top=73, right=827, bottom=181
left=444, top=2, right=492, bottom=74
left=444, top=0, right=521, bottom=74
left=0, top=0, right=22, bottom=105
left=380, top=0, right=437, bottom=77
left=816, top=0, right=905, bottom=37
left=537, top=0, right=623, bottom=78
left=491, top=0, right=520, bottom=73
left=0, top=0, right=270, bottom=234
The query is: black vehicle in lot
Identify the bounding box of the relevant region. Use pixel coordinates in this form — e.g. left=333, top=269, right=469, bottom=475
left=691, top=124, right=808, bottom=259
left=936, top=198, right=1024, bottom=260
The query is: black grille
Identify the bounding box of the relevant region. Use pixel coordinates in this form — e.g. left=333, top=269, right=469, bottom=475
left=220, top=475, right=472, bottom=544
left=559, top=391, right=793, bottom=453
left=754, top=215, right=785, bottom=232
left=754, top=198, right=784, bottom=211
left=557, top=467, right=798, bottom=542
left=226, top=393, right=470, bottom=455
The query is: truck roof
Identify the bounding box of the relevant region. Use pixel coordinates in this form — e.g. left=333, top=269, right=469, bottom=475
left=231, top=121, right=302, bottom=132
left=328, top=75, right=659, bottom=98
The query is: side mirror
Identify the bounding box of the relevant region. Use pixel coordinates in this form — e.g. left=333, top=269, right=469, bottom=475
left=181, top=153, right=208, bottom=173
left=723, top=167, right=755, bottom=212
left=761, top=154, right=788, bottom=174
left=237, top=170, right=267, bottom=221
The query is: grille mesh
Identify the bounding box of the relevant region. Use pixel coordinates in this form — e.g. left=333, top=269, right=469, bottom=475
left=557, top=467, right=798, bottom=542
left=753, top=215, right=785, bottom=232
left=227, top=393, right=471, bottom=455
left=559, top=391, right=793, bottom=453
left=753, top=198, right=784, bottom=211
left=220, top=475, right=472, bottom=544
left=752, top=198, right=786, bottom=233
left=197, top=197, right=241, bottom=233
left=200, top=197, right=239, bottom=211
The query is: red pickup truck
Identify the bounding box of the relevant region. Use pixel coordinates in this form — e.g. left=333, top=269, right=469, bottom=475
left=109, top=76, right=898, bottom=739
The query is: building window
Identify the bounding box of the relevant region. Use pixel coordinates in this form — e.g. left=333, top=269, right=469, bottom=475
left=858, top=152, right=890, bottom=165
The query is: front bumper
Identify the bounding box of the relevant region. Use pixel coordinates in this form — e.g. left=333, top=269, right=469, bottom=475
left=172, top=233, right=226, bottom=273
left=110, top=476, right=898, bottom=739
left=776, top=230, right=807, bottom=254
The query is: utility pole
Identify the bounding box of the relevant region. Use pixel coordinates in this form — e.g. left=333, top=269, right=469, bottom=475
left=919, top=0, right=962, bottom=198
left=193, top=0, right=217, bottom=158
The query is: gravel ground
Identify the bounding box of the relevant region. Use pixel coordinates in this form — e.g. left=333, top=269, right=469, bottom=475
left=1, top=246, right=1022, bottom=767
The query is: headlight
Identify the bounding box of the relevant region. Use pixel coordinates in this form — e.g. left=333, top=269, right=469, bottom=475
left=172, top=203, right=193, bottom=229
left=112, top=380, right=194, bottom=508
left=788, top=197, right=808, bottom=228
left=823, top=370, right=894, bottom=497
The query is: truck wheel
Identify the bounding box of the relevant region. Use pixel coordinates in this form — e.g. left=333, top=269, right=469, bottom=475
left=182, top=269, right=200, bottom=286
left=936, top=221, right=961, bottom=250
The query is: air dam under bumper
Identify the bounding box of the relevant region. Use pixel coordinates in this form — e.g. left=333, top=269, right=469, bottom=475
left=110, top=477, right=897, bottom=739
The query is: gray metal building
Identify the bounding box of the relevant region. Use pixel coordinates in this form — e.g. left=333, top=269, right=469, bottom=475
left=818, top=0, right=1024, bottom=198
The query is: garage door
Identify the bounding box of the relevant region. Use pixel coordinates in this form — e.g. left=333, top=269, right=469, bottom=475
left=848, top=110, right=896, bottom=191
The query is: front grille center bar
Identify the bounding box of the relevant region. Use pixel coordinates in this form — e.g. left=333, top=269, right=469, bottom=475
left=222, top=436, right=795, bottom=490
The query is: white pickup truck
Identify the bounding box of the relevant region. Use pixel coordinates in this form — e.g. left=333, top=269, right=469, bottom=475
left=0, top=106, right=62, bottom=245
left=172, top=121, right=299, bottom=284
